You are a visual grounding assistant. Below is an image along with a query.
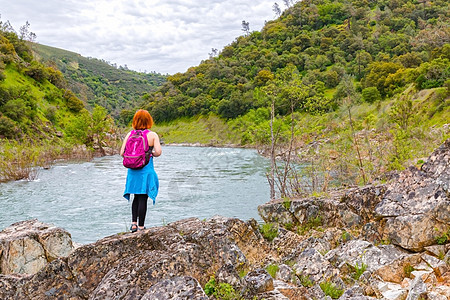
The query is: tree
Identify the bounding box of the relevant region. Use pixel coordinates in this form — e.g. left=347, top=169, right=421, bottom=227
left=19, top=21, right=36, bottom=43
left=208, top=48, right=218, bottom=58
left=273, top=3, right=282, bottom=17
left=241, top=20, right=250, bottom=36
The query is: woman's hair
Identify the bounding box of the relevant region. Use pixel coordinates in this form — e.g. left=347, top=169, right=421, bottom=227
left=132, top=109, right=154, bottom=130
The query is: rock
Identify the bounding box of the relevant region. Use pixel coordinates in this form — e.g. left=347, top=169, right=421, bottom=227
left=216, top=263, right=241, bottom=287
left=377, top=281, right=408, bottom=300
left=140, top=276, right=208, bottom=300
left=242, top=268, right=274, bottom=296
left=375, top=140, right=450, bottom=252
left=0, top=219, right=74, bottom=275
left=275, top=264, right=294, bottom=283
left=293, top=248, right=338, bottom=284
left=0, top=217, right=275, bottom=299
left=406, top=276, right=427, bottom=300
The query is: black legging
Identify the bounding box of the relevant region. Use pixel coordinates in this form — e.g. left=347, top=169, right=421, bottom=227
left=132, top=194, right=148, bottom=227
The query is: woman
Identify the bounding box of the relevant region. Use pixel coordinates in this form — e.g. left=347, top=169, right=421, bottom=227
left=120, top=109, right=162, bottom=232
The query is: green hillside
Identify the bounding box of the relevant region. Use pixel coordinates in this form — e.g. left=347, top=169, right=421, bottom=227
left=33, top=43, right=166, bottom=122
left=0, top=20, right=121, bottom=181
left=145, top=0, right=449, bottom=122
left=146, top=0, right=449, bottom=190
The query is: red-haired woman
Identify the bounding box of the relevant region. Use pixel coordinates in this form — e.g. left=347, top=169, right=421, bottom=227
left=120, top=109, right=162, bottom=232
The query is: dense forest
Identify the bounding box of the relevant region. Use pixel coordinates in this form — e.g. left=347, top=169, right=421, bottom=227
left=145, top=0, right=448, bottom=122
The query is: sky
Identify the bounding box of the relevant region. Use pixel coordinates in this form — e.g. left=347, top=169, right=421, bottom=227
left=0, top=0, right=280, bottom=75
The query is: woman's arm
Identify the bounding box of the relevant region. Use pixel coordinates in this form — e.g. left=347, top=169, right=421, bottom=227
left=119, top=132, right=131, bottom=156
left=149, top=132, right=162, bottom=157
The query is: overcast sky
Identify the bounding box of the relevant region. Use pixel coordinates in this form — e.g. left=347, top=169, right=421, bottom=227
left=0, top=0, right=280, bottom=74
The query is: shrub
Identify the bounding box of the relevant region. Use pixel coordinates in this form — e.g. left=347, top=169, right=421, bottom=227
left=362, top=87, right=381, bottom=103
left=259, top=223, right=278, bottom=242
left=203, top=276, right=240, bottom=300
left=0, top=115, right=18, bottom=138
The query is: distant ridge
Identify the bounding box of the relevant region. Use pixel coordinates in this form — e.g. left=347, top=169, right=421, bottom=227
left=33, top=43, right=166, bottom=120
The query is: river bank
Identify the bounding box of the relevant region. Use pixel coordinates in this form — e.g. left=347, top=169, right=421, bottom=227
left=0, top=139, right=448, bottom=299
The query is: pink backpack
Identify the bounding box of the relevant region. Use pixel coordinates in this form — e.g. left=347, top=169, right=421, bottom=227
left=123, top=130, right=152, bottom=169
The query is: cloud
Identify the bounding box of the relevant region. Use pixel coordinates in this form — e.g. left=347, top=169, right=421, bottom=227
left=0, top=0, right=276, bottom=74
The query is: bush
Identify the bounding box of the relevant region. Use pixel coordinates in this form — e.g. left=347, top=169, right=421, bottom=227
left=259, top=223, right=278, bottom=242
left=0, top=115, right=18, bottom=138
left=362, top=87, right=381, bottom=103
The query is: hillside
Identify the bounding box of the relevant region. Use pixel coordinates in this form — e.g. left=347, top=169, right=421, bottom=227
left=33, top=43, right=166, bottom=123
left=147, top=0, right=449, bottom=193
left=145, top=0, right=448, bottom=122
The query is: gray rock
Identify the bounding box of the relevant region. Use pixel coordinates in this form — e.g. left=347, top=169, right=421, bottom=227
left=293, top=248, right=338, bottom=284
left=406, top=276, right=427, bottom=300
left=243, top=268, right=274, bottom=295
left=140, top=276, right=208, bottom=300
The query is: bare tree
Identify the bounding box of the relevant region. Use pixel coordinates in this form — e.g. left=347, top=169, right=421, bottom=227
left=241, top=20, right=250, bottom=36
left=273, top=3, right=282, bottom=17
left=282, top=0, right=292, bottom=8
left=208, top=48, right=218, bottom=58
left=19, top=21, right=36, bottom=43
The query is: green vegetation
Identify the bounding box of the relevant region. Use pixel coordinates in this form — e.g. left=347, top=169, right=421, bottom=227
left=152, top=114, right=239, bottom=145
left=320, top=280, right=344, bottom=299
left=403, top=264, right=415, bottom=278
left=297, top=216, right=323, bottom=235
left=259, top=222, right=279, bottom=242
left=352, top=262, right=368, bottom=280
left=204, top=276, right=241, bottom=300
left=435, top=227, right=450, bottom=245
left=298, top=274, right=314, bottom=287
left=33, top=43, right=166, bottom=122
left=0, top=19, right=120, bottom=182
left=135, top=0, right=449, bottom=197
left=282, top=197, right=291, bottom=210
left=265, top=264, right=279, bottom=278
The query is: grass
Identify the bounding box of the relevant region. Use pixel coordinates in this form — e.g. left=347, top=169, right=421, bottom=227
left=297, top=216, right=322, bottom=235
left=153, top=114, right=240, bottom=145
left=265, top=264, right=279, bottom=278
left=403, top=264, right=415, bottom=278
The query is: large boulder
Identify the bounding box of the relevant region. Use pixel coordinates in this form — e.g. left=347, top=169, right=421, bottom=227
left=374, top=139, right=450, bottom=251
left=0, top=217, right=274, bottom=300
left=0, top=219, right=74, bottom=275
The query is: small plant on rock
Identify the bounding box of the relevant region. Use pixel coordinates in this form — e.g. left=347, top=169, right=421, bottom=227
left=298, top=274, right=314, bottom=287
left=282, top=197, right=291, bottom=210
left=259, top=222, right=278, bottom=242
left=352, top=262, right=367, bottom=280
left=435, top=227, right=450, bottom=245
left=403, top=264, right=415, bottom=278
left=265, top=264, right=279, bottom=278
left=320, top=280, right=344, bottom=299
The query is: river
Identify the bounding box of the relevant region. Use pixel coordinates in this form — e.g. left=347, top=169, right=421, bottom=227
left=0, top=146, right=270, bottom=244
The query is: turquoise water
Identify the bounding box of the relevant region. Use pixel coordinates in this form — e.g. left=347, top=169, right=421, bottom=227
left=0, top=146, right=270, bottom=244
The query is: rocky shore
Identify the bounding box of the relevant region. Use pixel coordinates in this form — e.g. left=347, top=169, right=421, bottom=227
left=0, top=139, right=448, bottom=299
